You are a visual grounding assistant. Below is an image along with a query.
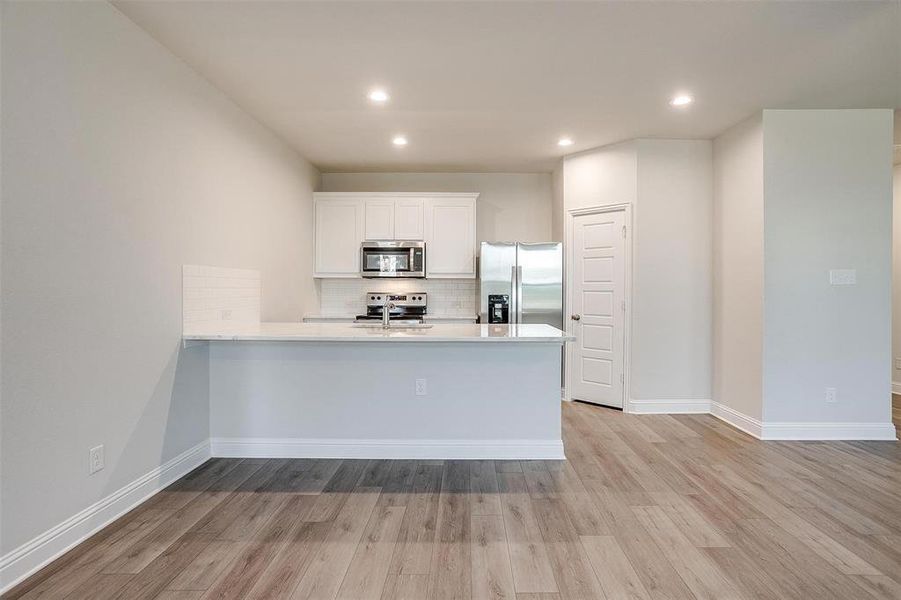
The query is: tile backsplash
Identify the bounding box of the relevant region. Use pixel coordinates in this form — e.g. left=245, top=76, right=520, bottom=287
left=183, top=265, right=261, bottom=328
left=319, top=279, right=478, bottom=317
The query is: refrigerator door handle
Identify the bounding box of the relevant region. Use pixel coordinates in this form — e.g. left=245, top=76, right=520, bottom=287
left=515, top=265, right=523, bottom=325
left=510, top=265, right=518, bottom=324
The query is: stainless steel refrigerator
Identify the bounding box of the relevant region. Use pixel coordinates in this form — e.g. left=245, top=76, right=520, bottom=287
left=479, top=242, right=563, bottom=330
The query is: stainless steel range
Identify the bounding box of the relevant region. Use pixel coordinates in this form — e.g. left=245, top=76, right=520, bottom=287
left=354, top=292, right=428, bottom=324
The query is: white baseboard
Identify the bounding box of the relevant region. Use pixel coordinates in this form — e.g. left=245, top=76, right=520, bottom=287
left=210, top=437, right=565, bottom=460
left=710, top=402, right=896, bottom=441
left=892, top=381, right=901, bottom=395
left=710, top=401, right=764, bottom=438
left=0, top=440, right=211, bottom=595
left=628, top=398, right=712, bottom=414
left=760, top=422, right=897, bottom=441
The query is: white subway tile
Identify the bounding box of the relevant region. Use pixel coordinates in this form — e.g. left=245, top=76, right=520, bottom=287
left=318, top=278, right=477, bottom=318
left=183, top=264, right=261, bottom=329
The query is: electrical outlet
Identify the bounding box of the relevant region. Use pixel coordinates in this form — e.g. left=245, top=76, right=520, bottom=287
left=89, top=445, right=104, bottom=475
left=415, top=378, right=427, bottom=396
left=825, top=388, right=838, bottom=404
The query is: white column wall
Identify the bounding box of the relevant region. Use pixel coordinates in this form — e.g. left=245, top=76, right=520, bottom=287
left=712, top=116, right=765, bottom=420
left=762, top=109, right=894, bottom=426
left=893, top=163, right=901, bottom=393
left=712, top=109, right=895, bottom=438
left=633, top=140, right=713, bottom=403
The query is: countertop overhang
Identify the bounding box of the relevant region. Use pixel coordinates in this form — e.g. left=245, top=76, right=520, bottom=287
left=183, top=322, right=573, bottom=343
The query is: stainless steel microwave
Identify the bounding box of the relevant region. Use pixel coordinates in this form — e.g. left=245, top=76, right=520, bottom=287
left=360, top=241, right=425, bottom=278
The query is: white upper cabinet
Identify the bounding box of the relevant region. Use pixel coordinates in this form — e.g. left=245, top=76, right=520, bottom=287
left=424, top=195, right=478, bottom=278
left=314, top=193, right=477, bottom=279
left=364, top=199, right=395, bottom=240
left=314, top=196, right=363, bottom=277
left=363, top=197, right=425, bottom=240
left=393, top=198, right=425, bottom=240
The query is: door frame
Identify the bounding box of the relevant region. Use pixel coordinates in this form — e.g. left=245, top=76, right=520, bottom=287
left=564, top=204, right=634, bottom=412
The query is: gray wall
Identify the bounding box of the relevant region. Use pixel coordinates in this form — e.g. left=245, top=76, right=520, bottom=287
left=713, top=109, right=894, bottom=427
left=712, top=115, right=765, bottom=419
left=1, top=2, right=318, bottom=554
left=320, top=172, right=553, bottom=243
left=633, top=140, right=713, bottom=400
left=762, top=109, right=893, bottom=424
left=563, top=139, right=713, bottom=404
left=894, top=163, right=901, bottom=391
left=551, top=160, right=564, bottom=242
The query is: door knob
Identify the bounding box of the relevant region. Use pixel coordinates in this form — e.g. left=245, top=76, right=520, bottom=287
left=571, top=314, right=581, bottom=321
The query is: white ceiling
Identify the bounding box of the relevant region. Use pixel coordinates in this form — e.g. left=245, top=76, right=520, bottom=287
left=115, top=1, right=900, bottom=173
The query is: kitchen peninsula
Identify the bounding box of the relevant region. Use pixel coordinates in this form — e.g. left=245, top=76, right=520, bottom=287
left=184, top=322, right=571, bottom=460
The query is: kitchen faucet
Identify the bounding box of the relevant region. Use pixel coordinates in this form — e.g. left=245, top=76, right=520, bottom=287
left=382, top=299, right=396, bottom=329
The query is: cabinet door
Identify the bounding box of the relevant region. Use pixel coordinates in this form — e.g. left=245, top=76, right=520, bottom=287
left=364, top=199, right=395, bottom=240
left=425, top=197, right=476, bottom=278
left=394, top=198, right=425, bottom=240
left=315, top=198, right=363, bottom=277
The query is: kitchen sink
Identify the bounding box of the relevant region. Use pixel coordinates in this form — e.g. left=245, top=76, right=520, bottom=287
left=351, top=323, right=434, bottom=330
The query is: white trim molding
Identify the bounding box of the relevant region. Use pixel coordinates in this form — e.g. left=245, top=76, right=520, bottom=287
left=892, top=381, right=901, bottom=395
left=760, top=422, right=897, bottom=441
left=710, top=401, right=764, bottom=438
left=210, top=437, right=565, bottom=460
left=710, top=402, right=896, bottom=440
left=628, top=399, right=712, bottom=414
left=0, top=441, right=211, bottom=595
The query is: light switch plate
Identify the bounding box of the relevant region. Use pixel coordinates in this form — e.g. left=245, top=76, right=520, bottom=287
left=829, top=269, right=856, bottom=286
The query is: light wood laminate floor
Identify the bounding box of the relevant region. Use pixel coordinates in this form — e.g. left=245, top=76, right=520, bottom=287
left=5, top=401, right=900, bottom=600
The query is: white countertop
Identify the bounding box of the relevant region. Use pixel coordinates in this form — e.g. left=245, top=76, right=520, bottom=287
left=184, top=322, right=572, bottom=343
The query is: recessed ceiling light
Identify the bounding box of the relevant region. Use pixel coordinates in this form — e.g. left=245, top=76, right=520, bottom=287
left=670, top=94, right=693, bottom=107
left=558, top=137, right=574, bottom=147
left=368, top=88, right=389, bottom=103
left=392, top=135, right=408, bottom=146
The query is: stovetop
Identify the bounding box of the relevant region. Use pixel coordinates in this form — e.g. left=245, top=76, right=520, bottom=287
left=356, top=291, right=427, bottom=322
left=364, top=292, right=427, bottom=308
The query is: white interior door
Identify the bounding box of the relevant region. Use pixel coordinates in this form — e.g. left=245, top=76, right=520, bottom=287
left=570, top=210, right=626, bottom=408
